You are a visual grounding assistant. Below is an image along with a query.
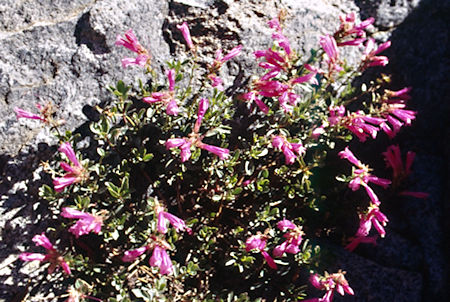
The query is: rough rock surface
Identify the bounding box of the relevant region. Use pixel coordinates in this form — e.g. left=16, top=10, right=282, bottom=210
left=0, top=0, right=448, bottom=301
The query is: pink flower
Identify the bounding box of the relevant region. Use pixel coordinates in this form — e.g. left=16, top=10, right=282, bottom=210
left=272, top=136, right=306, bottom=165
left=319, top=35, right=343, bottom=74
left=361, top=38, right=391, bottom=70
left=142, top=69, right=180, bottom=116
left=177, top=22, right=194, bottom=50
left=306, top=271, right=354, bottom=302
left=19, top=233, right=71, bottom=275
left=53, top=142, right=87, bottom=192
left=208, top=74, right=224, bottom=91
left=241, top=92, right=269, bottom=115
left=149, top=245, right=173, bottom=275
left=157, top=210, right=190, bottom=234
left=61, top=207, right=104, bottom=238
left=213, top=45, right=243, bottom=69
left=245, top=235, right=277, bottom=269
left=14, top=107, right=45, bottom=121
left=339, top=147, right=391, bottom=205
left=194, top=98, right=209, bottom=133
left=122, top=246, right=149, bottom=262
left=272, top=32, right=292, bottom=56
left=122, top=240, right=173, bottom=275
left=383, top=145, right=428, bottom=198
left=356, top=204, right=389, bottom=238
left=329, top=106, right=386, bottom=142
left=273, top=219, right=303, bottom=257
left=335, top=12, right=373, bottom=46
left=198, top=143, right=230, bottom=160
left=267, top=17, right=282, bottom=32
left=165, top=138, right=192, bottom=162
left=115, top=29, right=150, bottom=68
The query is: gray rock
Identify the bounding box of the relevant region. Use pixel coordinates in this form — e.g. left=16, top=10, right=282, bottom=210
left=333, top=247, right=423, bottom=302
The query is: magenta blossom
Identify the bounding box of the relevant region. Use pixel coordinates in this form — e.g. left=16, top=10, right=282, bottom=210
left=156, top=209, right=191, bottom=234
left=272, top=135, right=306, bottom=165
left=198, top=143, right=230, bottom=160
left=122, top=239, right=173, bottom=275
left=14, top=107, right=45, bottom=122
left=208, top=74, right=224, bottom=91
left=19, top=233, right=71, bottom=275
left=241, top=91, right=269, bottom=114
left=177, top=22, right=194, bottom=50
left=61, top=207, right=104, bottom=238
left=339, top=147, right=391, bottom=205
left=142, top=69, right=180, bottom=116
left=115, top=29, right=150, bottom=68
left=383, top=145, right=429, bottom=198
left=194, top=98, right=209, bottom=133
left=361, top=38, right=391, bottom=70
left=212, top=45, right=243, bottom=69
left=53, top=142, right=88, bottom=192
left=273, top=220, right=304, bottom=257
left=335, top=12, right=374, bottom=46
left=319, top=35, right=343, bottom=75
left=356, top=204, right=389, bottom=238
left=245, top=234, right=277, bottom=269
left=165, top=138, right=192, bottom=162
left=305, top=271, right=354, bottom=302
left=329, top=106, right=386, bottom=142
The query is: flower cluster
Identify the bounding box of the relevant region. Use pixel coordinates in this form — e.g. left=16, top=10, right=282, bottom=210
left=165, top=98, right=230, bottom=161
left=271, top=135, right=306, bottom=165
left=19, top=233, right=71, bottom=275
left=115, top=29, right=151, bottom=68
left=306, top=271, right=354, bottom=302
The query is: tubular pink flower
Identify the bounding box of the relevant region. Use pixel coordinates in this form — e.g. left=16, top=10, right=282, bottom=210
left=261, top=250, right=278, bottom=269
left=149, top=246, right=173, bottom=275
left=121, top=54, right=150, bottom=68
left=177, top=22, right=194, bottom=49
left=361, top=38, right=391, bottom=69
left=116, top=30, right=150, bottom=68
left=267, top=17, right=282, bottom=32
left=20, top=233, right=70, bottom=275
left=19, top=253, right=47, bottom=262
left=220, top=45, right=243, bottom=63
left=198, top=143, right=230, bottom=160
left=307, top=271, right=354, bottom=301
left=166, top=69, right=176, bottom=91
left=59, top=143, right=81, bottom=168
left=245, top=235, right=266, bottom=251
left=166, top=99, right=180, bottom=116
left=254, top=80, right=289, bottom=98
left=242, top=92, right=269, bottom=114
left=194, top=98, right=209, bottom=133
left=272, top=32, right=292, bottom=56
left=157, top=211, right=189, bottom=234
left=115, top=29, right=144, bottom=53
left=166, top=138, right=192, bottom=162
left=54, top=142, right=87, bottom=192
left=53, top=176, right=78, bottom=192
left=338, top=147, right=361, bottom=167
left=61, top=207, right=104, bottom=238
left=272, top=136, right=284, bottom=149
left=32, top=233, right=55, bottom=250
left=14, top=107, right=45, bottom=121
left=165, top=138, right=186, bottom=149
left=245, top=235, right=277, bottom=269
left=320, top=35, right=338, bottom=61
left=277, top=219, right=296, bottom=231
left=122, top=246, right=148, bottom=262
left=208, top=74, right=224, bottom=91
